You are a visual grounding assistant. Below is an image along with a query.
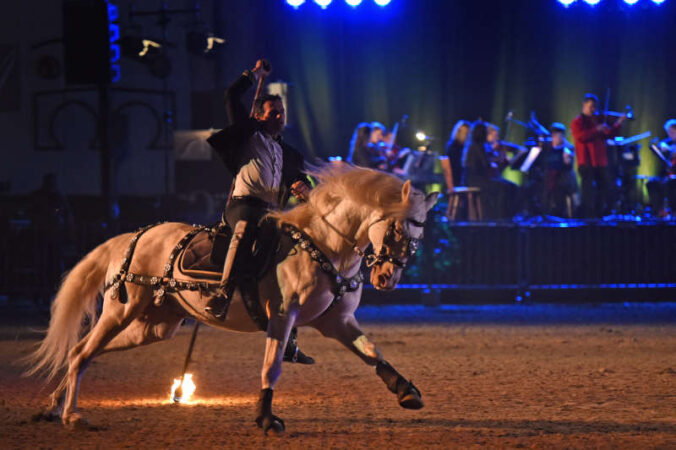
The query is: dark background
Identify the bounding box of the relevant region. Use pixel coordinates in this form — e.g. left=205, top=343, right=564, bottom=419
left=211, top=0, right=675, bottom=177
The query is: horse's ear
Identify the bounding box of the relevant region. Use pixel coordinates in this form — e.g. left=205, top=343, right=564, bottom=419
left=425, top=192, right=440, bottom=212
left=401, top=180, right=412, bottom=203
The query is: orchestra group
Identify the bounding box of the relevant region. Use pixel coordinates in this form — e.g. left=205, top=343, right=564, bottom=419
left=347, top=93, right=676, bottom=220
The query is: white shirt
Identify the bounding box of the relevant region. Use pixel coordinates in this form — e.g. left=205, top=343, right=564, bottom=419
left=232, top=131, right=283, bottom=207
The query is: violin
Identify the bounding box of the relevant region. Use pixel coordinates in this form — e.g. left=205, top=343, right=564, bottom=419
left=383, top=115, right=410, bottom=172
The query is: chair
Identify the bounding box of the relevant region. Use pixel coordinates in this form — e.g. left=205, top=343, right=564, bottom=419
left=439, top=156, right=482, bottom=221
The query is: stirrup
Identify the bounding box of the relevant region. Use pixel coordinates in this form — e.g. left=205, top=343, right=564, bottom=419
left=204, top=291, right=230, bottom=319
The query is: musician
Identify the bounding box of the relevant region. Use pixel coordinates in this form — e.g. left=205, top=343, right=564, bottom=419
left=646, top=119, right=676, bottom=216
left=462, top=121, right=518, bottom=219
left=571, top=93, right=627, bottom=217
left=206, top=59, right=314, bottom=363
left=543, top=123, right=579, bottom=216
left=445, top=120, right=471, bottom=186
left=347, top=122, right=387, bottom=169
left=486, top=123, right=521, bottom=217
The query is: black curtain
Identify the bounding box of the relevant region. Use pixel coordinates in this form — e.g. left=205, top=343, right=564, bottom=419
left=214, top=0, right=676, bottom=177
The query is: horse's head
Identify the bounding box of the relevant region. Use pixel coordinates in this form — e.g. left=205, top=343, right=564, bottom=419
left=367, top=180, right=438, bottom=291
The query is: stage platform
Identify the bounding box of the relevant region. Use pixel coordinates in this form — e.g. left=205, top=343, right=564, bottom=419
left=364, top=216, right=676, bottom=304
left=1, top=213, right=675, bottom=306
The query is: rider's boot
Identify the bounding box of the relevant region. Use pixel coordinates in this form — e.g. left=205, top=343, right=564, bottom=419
left=283, top=327, right=315, bottom=364
left=205, top=220, right=248, bottom=320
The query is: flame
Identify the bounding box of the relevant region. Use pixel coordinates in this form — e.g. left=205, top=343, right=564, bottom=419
left=170, top=373, right=196, bottom=404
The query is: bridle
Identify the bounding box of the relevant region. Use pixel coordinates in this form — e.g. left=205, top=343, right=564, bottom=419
left=365, top=218, right=424, bottom=269
left=316, top=204, right=425, bottom=271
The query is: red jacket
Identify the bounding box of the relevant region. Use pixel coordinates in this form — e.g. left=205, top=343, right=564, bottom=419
left=571, top=114, right=622, bottom=168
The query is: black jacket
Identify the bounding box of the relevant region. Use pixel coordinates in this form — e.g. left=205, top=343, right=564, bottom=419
left=207, top=72, right=309, bottom=207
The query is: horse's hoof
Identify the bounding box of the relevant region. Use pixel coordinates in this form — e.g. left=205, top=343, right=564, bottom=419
left=64, top=413, right=89, bottom=430
left=264, top=418, right=285, bottom=436
left=399, top=393, right=424, bottom=410
left=397, top=381, right=424, bottom=410
left=256, top=414, right=286, bottom=436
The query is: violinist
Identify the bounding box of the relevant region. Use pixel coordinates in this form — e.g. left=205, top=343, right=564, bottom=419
left=646, top=119, right=676, bottom=217
left=445, top=120, right=471, bottom=186
left=462, top=121, right=518, bottom=219
left=571, top=93, right=627, bottom=217
left=346, top=122, right=386, bottom=169
left=543, top=123, right=579, bottom=217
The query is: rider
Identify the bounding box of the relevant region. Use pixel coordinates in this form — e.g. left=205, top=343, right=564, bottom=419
left=206, top=59, right=314, bottom=364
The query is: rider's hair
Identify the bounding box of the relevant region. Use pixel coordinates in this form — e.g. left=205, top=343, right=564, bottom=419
left=664, top=119, right=676, bottom=132
left=253, top=94, right=282, bottom=118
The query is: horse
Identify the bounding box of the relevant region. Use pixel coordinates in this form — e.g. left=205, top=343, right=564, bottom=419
left=24, top=164, right=438, bottom=434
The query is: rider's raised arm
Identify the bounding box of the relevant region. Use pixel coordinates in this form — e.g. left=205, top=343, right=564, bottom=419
left=224, top=71, right=255, bottom=126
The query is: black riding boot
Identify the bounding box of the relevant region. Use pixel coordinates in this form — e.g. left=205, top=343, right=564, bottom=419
left=205, top=280, right=235, bottom=319
left=283, top=327, right=315, bottom=364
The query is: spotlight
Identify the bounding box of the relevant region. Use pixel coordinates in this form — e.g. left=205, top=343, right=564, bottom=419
left=651, top=0, right=666, bottom=3
left=582, top=0, right=601, bottom=5
left=314, top=0, right=332, bottom=8
left=416, top=131, right=427, bottom=141
left=623, top=0, right=639, bottom=4
left=286, top=0, right=305, bottom=7
left=557, top=0, right=576, bottom=6
left=345, top=0, right=363, bottom=6
left=374, top=0, right=391, bottom=5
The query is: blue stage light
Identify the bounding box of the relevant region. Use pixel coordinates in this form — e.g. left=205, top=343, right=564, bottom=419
left=623, top=0, right=639, bottom=4
left=651, top=0, right=666, bottom=4
left=583, top=0, right=601, bottom=4
left=286, top=0, right=306, bottom=7
left=314, top=0, right=332, bottom=8
left=557, top=0, right=576, bottom=6
left=374, top=0, right=391, bottom=6
left=345, top=0, right=363, bottom=6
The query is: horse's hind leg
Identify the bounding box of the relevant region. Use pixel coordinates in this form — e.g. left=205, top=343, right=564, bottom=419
left=101, top=303, right=186, bottom=353
left=32, top=376, right=68, bottom=422
left=61, top=287, right=152, bottom=428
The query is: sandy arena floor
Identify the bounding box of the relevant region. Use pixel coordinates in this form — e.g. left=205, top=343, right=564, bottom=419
left=0, top=303, right=674, bottom=449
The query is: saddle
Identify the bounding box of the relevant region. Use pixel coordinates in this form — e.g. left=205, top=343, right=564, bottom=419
left=179, top=217, right=291, bottom=284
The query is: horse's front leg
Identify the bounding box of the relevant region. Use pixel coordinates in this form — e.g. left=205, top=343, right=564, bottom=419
left=257, top=304, right=298, bottom=435
left=314, top=312, right=424, bottom=410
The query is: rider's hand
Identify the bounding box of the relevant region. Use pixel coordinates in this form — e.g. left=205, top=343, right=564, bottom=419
left=596, top=123, right=610, bottom=134
left=290, top=180, right=310, bottom=202
left=252, top=59, right=272, bottom=80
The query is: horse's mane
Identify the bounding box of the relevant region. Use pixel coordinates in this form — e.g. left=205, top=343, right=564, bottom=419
left=270, top=164, right=411, bottom=229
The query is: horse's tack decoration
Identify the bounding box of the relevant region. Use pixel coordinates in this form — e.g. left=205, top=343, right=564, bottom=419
left=104, top=222, right=364, bottom=314
left=282, top=223, right=363, bottom=314
left=104, top=224, right=220, bottom=306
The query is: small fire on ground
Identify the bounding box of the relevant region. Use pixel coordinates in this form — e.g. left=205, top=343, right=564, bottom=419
left=170, top=373, right=196, bottom=404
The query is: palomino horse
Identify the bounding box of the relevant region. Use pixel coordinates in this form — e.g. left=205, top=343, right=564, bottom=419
left=25, top=165, right=438, bottom=434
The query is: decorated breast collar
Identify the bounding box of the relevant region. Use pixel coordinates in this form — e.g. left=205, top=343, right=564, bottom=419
left=282, top=223, right=363, bottom=308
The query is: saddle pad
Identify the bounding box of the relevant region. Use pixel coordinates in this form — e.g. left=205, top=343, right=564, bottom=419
left=179, top=230, right=222, bottom=279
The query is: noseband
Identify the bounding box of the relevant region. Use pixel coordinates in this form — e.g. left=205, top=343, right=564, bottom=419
left=365, top=218, right=424, bottom=269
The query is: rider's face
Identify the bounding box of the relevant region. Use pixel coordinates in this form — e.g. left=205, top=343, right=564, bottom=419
left=257, top=100, right=286, bottom=137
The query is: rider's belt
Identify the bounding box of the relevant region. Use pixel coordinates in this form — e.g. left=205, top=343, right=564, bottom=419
left=230, top=195, right=271, bottom=209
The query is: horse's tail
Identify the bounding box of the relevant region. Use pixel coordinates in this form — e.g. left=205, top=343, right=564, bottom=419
left=23, top=238, right=115, bottom=381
